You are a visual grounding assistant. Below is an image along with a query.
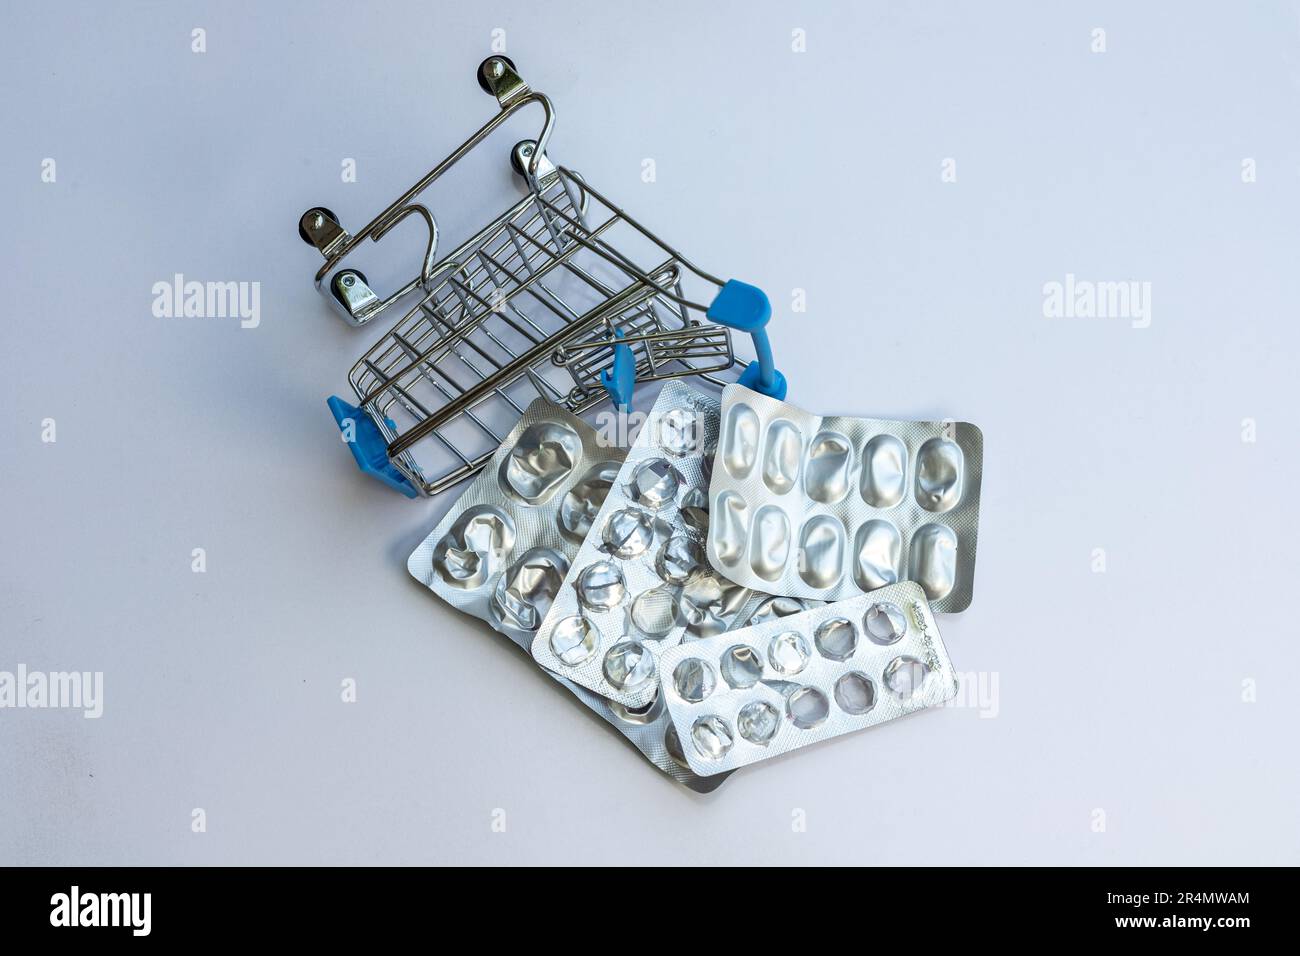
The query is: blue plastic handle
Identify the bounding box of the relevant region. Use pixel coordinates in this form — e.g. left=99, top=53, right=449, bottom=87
left=327, top=396, right=419, bottom=498
left=706, top=280, right=787, bottom=399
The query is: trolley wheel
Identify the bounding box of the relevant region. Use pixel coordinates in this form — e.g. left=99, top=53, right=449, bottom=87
left=510, top=140, right=539, bottom=178
left=299, top=207, right=339, bottom=245
left=331, top=269, right=368, bottom=308
left=477, top=55, right=517, bottom=95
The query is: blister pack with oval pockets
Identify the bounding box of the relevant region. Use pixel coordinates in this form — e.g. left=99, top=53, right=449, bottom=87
left=708, top=385, right=983, bottom=611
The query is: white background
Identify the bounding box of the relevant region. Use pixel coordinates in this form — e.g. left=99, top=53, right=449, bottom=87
left=2, top=0, right=1297, bottom=864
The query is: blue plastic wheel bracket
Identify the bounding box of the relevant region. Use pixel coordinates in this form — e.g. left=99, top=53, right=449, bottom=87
left=327, top=396, right=419, bottom=498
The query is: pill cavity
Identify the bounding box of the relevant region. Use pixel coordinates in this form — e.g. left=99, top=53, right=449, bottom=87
left=630, top=586, right=678, bottom=637
left=720, top=644, right=765, bottom=689
left=490, top=548, right=568, bottom=632
left=558, top=461, right=620, bottom=542
left=656, top=534, right=703, bottom=585
left=737, top=701, right=781, bottom=745
left=500, top=421, right=581, bottom=504
left=549, top=615, right=598, bottom=666
left=786, top=686, right=830, bottom=730
left=691, top=715, right=735, bottom=759
left=853, top=519, right=901, bottom=591
left=433, top=505, right=516, bottom=589
left=672, top=658, right=716, bottom=703
left=761, top=419, right=802, bottom=494
left=627, top=457, right=680, bottom=510
left=834, top=672, right=876, bottom=715
left=711, top=492, right=749, bottom=566
left=861, top=433, right=907, bottom=508
left=797, top=515, right=845, bottom=589
left=915, top=437, right=964, bottom=513
left=721, top=403, right=760, bottom=479
left=576, top=560, right=626, bottom=610
left=658, top=407, right=701, bottom=456
left=748, top=505, right=791, bottom=581
left=804, top=431, right=853, bottom=504
left=884, top=656, right=931, bottom=698
left=768, top=631, right=811, bottom=675
left=814, top=618, right=858, bottom=661
left=602, top=506, right=655, bottom=559
left=864, top=601, right=908, bottom=645
left=677, top=486, right=710, bottom=533
left=908, top=523, right=958, bottom=600
left=603, top=640, right=656, bottom=691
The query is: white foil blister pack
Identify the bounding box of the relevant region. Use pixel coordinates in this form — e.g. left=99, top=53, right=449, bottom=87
left=708, top=385, right=984, bottom=611
left=657, top=581, right=959, bottom=776
left=407, top=398, right=723, bottom=791
left=531, top=381, right=755, bottom=708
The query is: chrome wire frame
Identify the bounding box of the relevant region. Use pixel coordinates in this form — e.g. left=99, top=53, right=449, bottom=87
left=321, top=58, right=749, bottom=497
left=302, top=59, right=562, bottom=327
left=346, top=164, right=742, bottom=497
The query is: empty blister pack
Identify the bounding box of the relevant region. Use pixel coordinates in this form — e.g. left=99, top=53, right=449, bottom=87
left=531, top=381, right=754, bottom=708
left=407, top=398, right=725, bottom=791
left=409, top=398, right=625, bottom=645
left=558, top=560, right=824, bottom=793
left=658, top=581, right=958, bottom=776
left=708, top=385, right=984, bottom=611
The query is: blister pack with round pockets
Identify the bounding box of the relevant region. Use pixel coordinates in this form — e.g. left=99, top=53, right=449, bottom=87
left=407, top=397, right=723, bottom=791
left=657, top=581, right=959, bottom=776
left=409, top=398, right=625, bottom=646
left=531, top=381, right=757, bottom=709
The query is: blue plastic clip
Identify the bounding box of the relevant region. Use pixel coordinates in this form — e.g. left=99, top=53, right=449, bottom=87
left=327, top=396, right=419, bottom=498
left=706, top=280, right=787, bottom=399
left=599, top=328, right=636, bottom=410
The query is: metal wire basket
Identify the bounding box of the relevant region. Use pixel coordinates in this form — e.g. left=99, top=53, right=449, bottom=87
left=307, top=58, right=786, bottom=497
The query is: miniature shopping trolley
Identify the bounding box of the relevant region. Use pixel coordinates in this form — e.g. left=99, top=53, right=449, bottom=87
left=301, top=57, right=786, bottom=498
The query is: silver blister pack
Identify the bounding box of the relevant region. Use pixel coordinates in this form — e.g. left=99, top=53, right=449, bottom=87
left=407, top=398, right=725, bottom=792
left=708, top=384, right=984, bottom=611
left=409, top=398, right=625, bottom=647
left=657, top=581, right=959, bottom=776
left=531, top=381, right=755, bottom=708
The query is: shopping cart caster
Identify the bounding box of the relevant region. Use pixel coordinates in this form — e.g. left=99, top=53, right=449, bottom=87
left=510, top=139, right=556, bottom=179
left=477, top=55, right=517, bottom=94
left=298, top=207, right=341, bottom=246
left=512, top=140, right=587, bottom=214
left=331, top=269, right=378, bottom=316
left=298, top=57, right=543, bottom=332
left=300, top=208, right=384, bottom=325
